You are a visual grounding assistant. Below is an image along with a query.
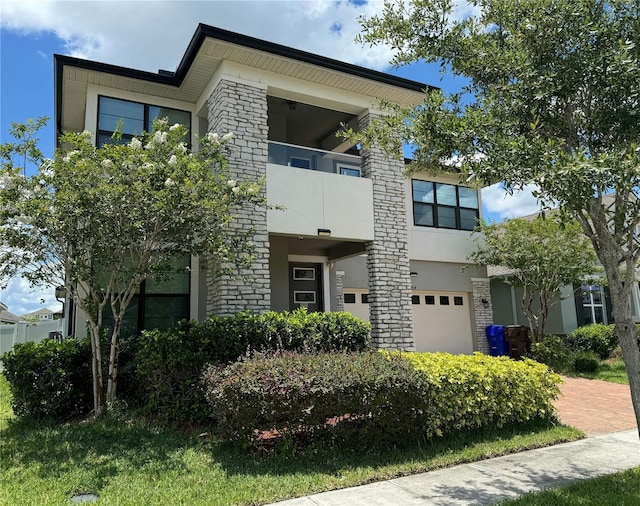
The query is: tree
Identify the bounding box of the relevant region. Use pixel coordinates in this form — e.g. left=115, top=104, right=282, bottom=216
left=350, top=0, right=640, bottom=431
left=0, top=118, right=265, bottom=416
left=468, top=217, right=596, bottom=341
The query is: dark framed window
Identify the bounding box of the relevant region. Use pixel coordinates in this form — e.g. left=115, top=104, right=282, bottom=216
left=454, top=296, right=464, bottom=306
left=425, top=295, right=435, bottom=305
left=411, top=295, right=420, bottom=304
left=103, top=254, right=190, bottom=338
left=440, top=296, right=450, bottom=305
left=412, top=180, right=479, bottom=231
left=361, top=293, right=370, bottom=304
left=97, top=96, right=191, bottom=146
left=344, top=293, right=356, bottom=304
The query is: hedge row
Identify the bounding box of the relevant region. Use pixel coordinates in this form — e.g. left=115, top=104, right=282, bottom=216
left=564, top=323, right=618, bottom=359
left=125, top=309, right=371, bottom=421
left=2, top=339, right=93, bottom=420
left=202, top=351, right=561, bottom=448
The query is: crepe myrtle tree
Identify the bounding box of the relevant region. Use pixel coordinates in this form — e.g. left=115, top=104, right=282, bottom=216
left=0, top=117, right=265, bottom=416
left=347, top=0, right=640, bottom=430
left=468, top=217, right=596, bottom=342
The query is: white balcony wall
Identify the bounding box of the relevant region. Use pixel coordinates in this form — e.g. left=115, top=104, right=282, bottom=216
left=266, top=164, right=374, bottom=241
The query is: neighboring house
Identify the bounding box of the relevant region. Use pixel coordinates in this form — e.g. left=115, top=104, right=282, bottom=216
left=21, top=308, right=55, bottom=322
left=0, top=303, right=21, bottom=324
left=55, top=24, right=493, bottom=353
left=489, top=203, right=640, bottom=335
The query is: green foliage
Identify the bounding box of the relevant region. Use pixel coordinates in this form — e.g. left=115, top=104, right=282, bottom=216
left=132, top=309, right=371, bottom=422
left=468, top=217, right=595, bottom=342
left=353, top=0, right=640, bottom=416
left=529, top=335, right=575, bottom=373
left=404, top=352, right=561, bottom=435
left=203, top=351, right=561, bottom=449
left=572, top=351, right=600, bottom=374
left=1, top=338, right=92, bottom=420
left=565, top=324, right=618, bottom=359
left=203, top=350, right=424, bottom=448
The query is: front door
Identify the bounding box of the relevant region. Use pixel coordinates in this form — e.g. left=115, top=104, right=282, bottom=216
left=289, top=262, right=323, bottom=312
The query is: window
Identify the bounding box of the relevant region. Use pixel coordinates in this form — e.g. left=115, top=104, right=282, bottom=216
left=454, top=296, right=464, bottom=306
left=338, top=164, right=361, bottom=177
left=344, top=293, right=356, bottom=304
left=425, top=295, right=435, bottom=305
left=361, top=293, right=370, bottom=304
left=581, top=284, right=607, bottom=325
left=103, top=254, right=190, bottom=338
left=411, top=295, right=420, bottom=304
left=412, top=180, right=479, bottom=231
left=290, top=156, right=312, bottom=169
left=97, top=96, right=190, bottom=146
left=440, top=296, right=450, bottom=305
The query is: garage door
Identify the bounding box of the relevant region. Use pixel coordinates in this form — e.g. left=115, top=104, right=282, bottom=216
left=412, top=291, right=473, bottom=354
left=342, top=288, right=473, bottom=354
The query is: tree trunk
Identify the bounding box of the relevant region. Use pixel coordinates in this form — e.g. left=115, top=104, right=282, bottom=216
left=106, top=316, right=121, bottom=403
left=89, top=325, right=105, bottom=417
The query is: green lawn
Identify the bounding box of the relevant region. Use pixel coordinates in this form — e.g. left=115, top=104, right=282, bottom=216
left=499, top=467, right=640, bottom=505
left=0, top=375, right=583, bottom=506
left=573, top=359, right=629, bottom=384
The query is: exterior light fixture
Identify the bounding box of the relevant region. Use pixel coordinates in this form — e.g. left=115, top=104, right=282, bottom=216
left=317, top=228, right=331, bottom=237
left=481, top=298, right=490, bottom=308
left=410, top=272, right=418, bottom=277
left=286, top=100, right=298, bottom=111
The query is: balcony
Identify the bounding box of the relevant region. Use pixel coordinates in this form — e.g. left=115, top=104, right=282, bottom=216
left=266, top=142, right=373, bottom=241
left=268, top=141, right=361, bottom=177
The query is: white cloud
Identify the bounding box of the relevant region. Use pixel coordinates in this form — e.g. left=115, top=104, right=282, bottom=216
left=481, top=183, right=544, bottom=222
left=0, top=0, right=396, bottom=72
left=0, top=276, right=61, bottom=316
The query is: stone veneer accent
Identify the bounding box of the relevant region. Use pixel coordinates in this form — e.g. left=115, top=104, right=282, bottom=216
left=359, top=112, right=415, bottom=351
left=206, top=79, right=271, bottom=315
left=471, top=278, right=493, bottom=353
left=335, top=270, right=345, bottom=312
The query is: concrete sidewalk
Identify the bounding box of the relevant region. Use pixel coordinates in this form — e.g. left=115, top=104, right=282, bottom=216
left=269, top=429, right=640, bottom=506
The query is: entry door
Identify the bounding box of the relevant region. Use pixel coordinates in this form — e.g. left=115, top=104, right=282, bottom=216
left=289, top=262, right=323, bottom=312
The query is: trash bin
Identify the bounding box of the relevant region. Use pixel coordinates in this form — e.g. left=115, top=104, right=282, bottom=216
left=504, top=325, right=531, bottom=360
left=485, top=325, right=507, bottom=356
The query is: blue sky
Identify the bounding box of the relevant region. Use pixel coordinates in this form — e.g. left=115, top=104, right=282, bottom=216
left=0, top=0, right=540, bottom=315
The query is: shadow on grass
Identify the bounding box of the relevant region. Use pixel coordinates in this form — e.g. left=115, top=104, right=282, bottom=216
left=210, top=417, right=580, bottom=479
left=0, top=414, right=194, bottom=492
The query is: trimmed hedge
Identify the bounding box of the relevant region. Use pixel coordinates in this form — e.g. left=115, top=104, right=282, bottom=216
left=2, top=338, right=92, bottom=420
left=202, top=351, right=561, bottom=448
left=133, top=309, right=371, bottom=422
left=202, top=350, right=425, bottom=446
left=565, top=324, right=617, bottom=359
left=404, top=352, right=560, bottom=434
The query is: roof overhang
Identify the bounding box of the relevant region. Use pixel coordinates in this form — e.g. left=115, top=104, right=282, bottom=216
left=55, top=24, right=433, bottom=140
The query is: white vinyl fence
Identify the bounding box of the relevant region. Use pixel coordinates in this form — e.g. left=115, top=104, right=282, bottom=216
left=0, top=320, right=64, bottom=363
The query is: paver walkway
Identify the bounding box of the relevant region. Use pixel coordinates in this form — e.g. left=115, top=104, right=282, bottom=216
left=554, top=376, right=637, bottom=436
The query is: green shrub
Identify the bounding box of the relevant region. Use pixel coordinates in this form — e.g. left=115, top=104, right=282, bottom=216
left=132, top=309, right=371, bottom=422
left=565, top=324, right=617, bottom=359
left=1, top=338, right=92, bottom=420
left=572, top=350, right=600, bottom=373
left=202, top=350, right=426, bottom=447
left=404, top=352, right=561, bottom=434
left=202, top=351, right=561, bottom=449
left=529, top=335, right=575, bottom=372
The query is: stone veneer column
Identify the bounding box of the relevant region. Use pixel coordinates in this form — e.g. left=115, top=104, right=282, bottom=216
left=471, top=278, right=493, bottom=353
left=335, top=270, right=345, bottom=312
left=206, top=79, right=271, bottom=315
left=359, top=111, right=414, bottom=350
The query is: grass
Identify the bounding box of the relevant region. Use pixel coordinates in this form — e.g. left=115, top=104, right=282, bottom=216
left=0, top=375, right=583, bottom=506
left=572, top=358, right=629, bottom=384
left=499, top=466, right=640, bottom=505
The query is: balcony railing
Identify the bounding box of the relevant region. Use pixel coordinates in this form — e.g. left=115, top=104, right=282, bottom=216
left=268, top=141, right=361, bottom=177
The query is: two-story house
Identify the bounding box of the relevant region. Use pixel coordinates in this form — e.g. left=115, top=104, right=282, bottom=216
left=55, top=24, right=493, bottom=353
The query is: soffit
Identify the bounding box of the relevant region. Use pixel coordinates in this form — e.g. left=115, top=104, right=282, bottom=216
left=59, top=36, right=427, bottom=134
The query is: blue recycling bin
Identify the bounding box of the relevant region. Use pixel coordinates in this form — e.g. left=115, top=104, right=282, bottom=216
left=486, top=325, right=507, bottom=356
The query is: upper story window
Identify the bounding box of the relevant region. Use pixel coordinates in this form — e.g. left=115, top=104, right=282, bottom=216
left=97, top=96, right=191, bottom=146
left=412, top=180, right=479, bottom=231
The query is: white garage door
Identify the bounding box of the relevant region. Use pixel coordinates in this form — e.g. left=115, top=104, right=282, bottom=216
left=412, top=291, right=473, bottom=354
left=342, top=288, right=473, bottom=354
